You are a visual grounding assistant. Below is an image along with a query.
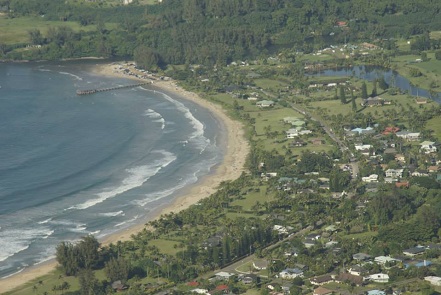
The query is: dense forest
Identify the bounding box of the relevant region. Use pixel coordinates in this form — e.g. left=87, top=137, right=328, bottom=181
left=2, top=0, right=441, bottom=65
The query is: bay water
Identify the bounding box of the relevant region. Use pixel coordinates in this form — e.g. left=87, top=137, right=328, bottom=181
left=0, top=62, right=223, bottom=278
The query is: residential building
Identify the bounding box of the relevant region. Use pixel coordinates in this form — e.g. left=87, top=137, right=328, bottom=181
left=310, top=275, right=334, bottom=286
left=256, top=100, right=275, bottom=107
left=425, top=276, right=441, bottom=286
left=368, top=273, right=389, bottom=283
left=362, top=174, right=378, bottom=183
left=403, top=246, right=425, bottom=256
left=385, top=169, right=404, bottom=178
left=278, top=268, right=303, bottom=279
left=313, top=286, right=334, bottom=295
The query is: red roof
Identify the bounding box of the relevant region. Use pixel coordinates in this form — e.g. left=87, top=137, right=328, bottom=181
left=336, top=21, right=347, bottom=27
left=382, top=126, right=400, bottom=135
left=187, top=281, right=199, bottom=287
left=216, top=285, right=229, bottom=291
left=395, top=182, right=409, bottom=188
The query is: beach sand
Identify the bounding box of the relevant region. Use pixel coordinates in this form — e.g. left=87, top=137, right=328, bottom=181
left=0, top=63, right=249, bottom=293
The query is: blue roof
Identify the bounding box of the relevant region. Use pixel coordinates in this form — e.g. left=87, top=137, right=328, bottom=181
left=367, top=290, right=386, bottom=295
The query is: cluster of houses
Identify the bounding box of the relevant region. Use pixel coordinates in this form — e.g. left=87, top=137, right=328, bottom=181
left=186, top=240, right=440, bottom=295
left=305, top=244, right=439, bottom=295
left=345, top=124, right=439, bottom=186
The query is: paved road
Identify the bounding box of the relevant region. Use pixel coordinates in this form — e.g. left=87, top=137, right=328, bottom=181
left=289, top=103, right=359, bottom=179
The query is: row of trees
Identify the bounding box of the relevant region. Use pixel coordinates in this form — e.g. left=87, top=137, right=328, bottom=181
left=3, top=0, right=441, bottom=65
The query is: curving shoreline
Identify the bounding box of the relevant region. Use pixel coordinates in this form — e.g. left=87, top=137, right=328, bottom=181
left=0, top=62, right=250, bottom=293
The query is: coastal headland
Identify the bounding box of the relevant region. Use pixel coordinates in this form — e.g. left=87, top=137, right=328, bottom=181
left=0, top=62, right=249, bottom=293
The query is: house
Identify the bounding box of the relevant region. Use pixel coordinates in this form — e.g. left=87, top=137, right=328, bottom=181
left=273, top=225, right=290, bottom=234
left=192, top=288, right=209, bottom=294
left=395, top=154, right=406, bottom=163
left=362, top=174, right=378, bottom=183
left=396, top=131, right=420, bottom=141
left=425, top=276, right=441, bottom=286
left=290, top=140, right=306, bottom=147
left=384, top=177, right=398, bottom=183
left=311, top=138, right=324, bottom=145
left=256, top=100, right=275, bottom=108
left=286, top=128, right=300, bottom=138
left=278, top=268, right=304, bottom=279
left=305, top=233, right=321, bottom=240
left=353, top=253, right=371, bottom=261
left=241, top=273, right=257, bottom=284
left=361, top=42, right=379, bottom=50
left=253, top=260, right=268, bottom=270
left=335, top=273, right=364, bottom=286
left=210, top=284, right=229, bottom=294
left=382, top=126, right=400, bottom=135
left=303, top=238, right=316, bottom=248
left=355, top=144, right=373, bottom=151
left=403, top=246, right=425, bottom=256
left=284, top=247, right=300, bottom=257
left=411, top=169, right=428, bottom=177
left=310, top=275, right=334, bottom=286
left=420, top=141, right=437, bottom=154
left=111, top=280, right=127, bottom=291
left=416, top=97, right=428, bottom=104
left=428, top=166, right=439, bottom=173
left=395, top=181, right=409, bottom=188
left=214, top=272, right=235, bottom=281
left=361, top=97, right=384, bottom=107
left=374, top=256, right=401, bottom=265
left=368, top=273, right=389, bottom=283
left=383, top=147, right=397, bottom=154
left=348, top=265, right=368, bottom=276
left=385, top=169, right=404, bottom=178
left=313, top=286, right=334, bottom=295
left=351, top=126, right=375, bottom=135
left=367, top=290, right=386, bottom=295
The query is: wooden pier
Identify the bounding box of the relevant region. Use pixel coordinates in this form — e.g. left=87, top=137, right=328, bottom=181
left=76, top=82, right=150, bottom=96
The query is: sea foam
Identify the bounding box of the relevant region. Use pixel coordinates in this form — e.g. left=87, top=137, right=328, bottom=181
left=67, top=150, right=176, bottom=210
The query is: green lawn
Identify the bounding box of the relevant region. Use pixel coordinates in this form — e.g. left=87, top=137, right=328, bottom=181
left=230, top=186, right=273, bottom=211
left=426, top=116, right=441, bottom=141
left=0, top=15, right=114, bottom=44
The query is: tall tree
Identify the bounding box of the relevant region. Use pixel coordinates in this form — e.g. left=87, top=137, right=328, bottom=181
left=361, top=81, right=368, bottom=99
left=339, top=85, right=346, bottom=104
left=351, top=89, right=357, bottom=112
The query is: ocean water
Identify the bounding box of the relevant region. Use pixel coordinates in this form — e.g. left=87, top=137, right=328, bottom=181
left=0, top=62, right=223, bottom=278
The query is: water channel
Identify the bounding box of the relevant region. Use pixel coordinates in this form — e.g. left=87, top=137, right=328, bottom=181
left=308, top=65, right=441, bottom=103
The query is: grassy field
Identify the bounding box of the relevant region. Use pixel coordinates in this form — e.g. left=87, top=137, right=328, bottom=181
left=0, top=15, right=116, bottom=44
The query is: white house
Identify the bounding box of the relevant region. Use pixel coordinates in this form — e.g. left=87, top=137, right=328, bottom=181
left=425, top=276, right=441, bottom=286
left=396, top=131, right=420, bottom=141
left=286, top=129, right=300, bottom=138
left=374, top=255, right=401, bottom=265
left=368, top=273, right=389, bottom=283
left=385, top=169, right=404, bottom=178
left=420, top=141, right=437, bottom=154
left=279, top=268, right=304, bottom=279
left=355, top=144, right=373, bottom=151
left=362, top=174, right=378, bottom=183
left=256, top=100, right=275, bottom=108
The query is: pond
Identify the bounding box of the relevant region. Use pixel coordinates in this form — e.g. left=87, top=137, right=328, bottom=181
left=308, top=65, right=440, bottom=103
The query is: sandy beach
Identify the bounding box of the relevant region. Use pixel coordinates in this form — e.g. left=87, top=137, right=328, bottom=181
left=0, top=62, right=249, bottom=294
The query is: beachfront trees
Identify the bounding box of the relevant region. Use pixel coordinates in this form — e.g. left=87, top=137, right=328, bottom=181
left=55, top=235, right=101, bottom=276
left=104, top=257, right=130, bottom=284
left=56, top=241, right=79, bottom=276
left=134, top=45, right=162, bottom=71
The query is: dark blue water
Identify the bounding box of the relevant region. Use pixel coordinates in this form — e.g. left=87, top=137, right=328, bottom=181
left=0, top=62, right=223, bottom=278
left=309, top=65, right=441, bottom=103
